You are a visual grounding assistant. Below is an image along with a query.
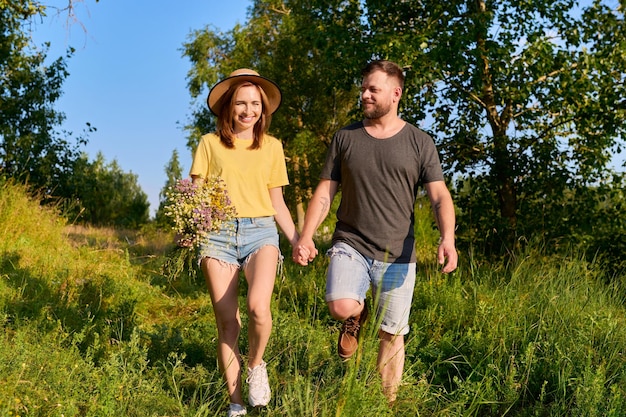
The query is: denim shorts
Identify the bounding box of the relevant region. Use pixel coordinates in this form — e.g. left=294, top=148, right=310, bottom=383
left=197, top=216, right=280, bottom=268
left=325, top=242, right=416, bottom=336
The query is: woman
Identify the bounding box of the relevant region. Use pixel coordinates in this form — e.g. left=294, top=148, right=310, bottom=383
left=190, top=68, right=300, bottom=417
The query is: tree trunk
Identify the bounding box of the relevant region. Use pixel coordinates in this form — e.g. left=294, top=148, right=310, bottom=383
left=475, top=0, right=517, bottom=230
left=292, top=155, right=306, bottom=232
left=493, top=133, right=517, bottom=229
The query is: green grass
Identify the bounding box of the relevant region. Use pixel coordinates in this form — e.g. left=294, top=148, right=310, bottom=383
left=1, top=179, right=625, bottom=416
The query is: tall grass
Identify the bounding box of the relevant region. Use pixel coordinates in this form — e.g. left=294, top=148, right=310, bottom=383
left=1, top=179, right=625, bottom=416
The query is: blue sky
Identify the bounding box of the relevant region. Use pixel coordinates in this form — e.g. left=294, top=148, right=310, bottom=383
left=33, top=0, right=251, bottom=216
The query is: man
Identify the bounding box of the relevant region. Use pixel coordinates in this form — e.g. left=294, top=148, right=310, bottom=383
left=293, top=60, right=458, bottom=403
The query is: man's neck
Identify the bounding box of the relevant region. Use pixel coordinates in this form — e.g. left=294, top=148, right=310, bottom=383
left=363, top=115, right=405, bottom=139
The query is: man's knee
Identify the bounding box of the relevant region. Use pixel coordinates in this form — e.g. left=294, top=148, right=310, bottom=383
left=328, top=299, right=362, bottom=320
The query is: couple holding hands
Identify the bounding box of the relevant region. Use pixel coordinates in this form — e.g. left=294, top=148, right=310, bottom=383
left=189, top=60, right=457, bottom=416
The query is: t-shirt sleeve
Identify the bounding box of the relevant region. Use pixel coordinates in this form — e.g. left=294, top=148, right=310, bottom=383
left=320, top=133, right=342, bottom=181
left=189, top=136, right=211, bottom=178
left=419, top=134, right=445, bottom=184
left=267, top=139, right=289, bottom=188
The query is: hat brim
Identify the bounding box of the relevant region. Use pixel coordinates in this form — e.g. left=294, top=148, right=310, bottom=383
left=207, top=74, right=282, bottom=116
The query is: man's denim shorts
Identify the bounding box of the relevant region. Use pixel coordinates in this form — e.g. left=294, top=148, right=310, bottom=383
left=325, top=241, right=416, bottom=336
left=197, top=216, right=280, bottom=268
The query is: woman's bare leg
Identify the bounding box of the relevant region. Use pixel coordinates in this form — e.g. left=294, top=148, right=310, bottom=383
left=244, top=245, right=279, bottom=368
left=202, top=258, right=243, bottom=405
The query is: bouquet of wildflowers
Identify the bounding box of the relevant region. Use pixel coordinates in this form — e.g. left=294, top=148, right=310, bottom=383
left=163, top=177, right=237, bottom=248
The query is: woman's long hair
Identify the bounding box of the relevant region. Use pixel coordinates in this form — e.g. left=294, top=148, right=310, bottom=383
left=216, top=82, right=272, bottom=149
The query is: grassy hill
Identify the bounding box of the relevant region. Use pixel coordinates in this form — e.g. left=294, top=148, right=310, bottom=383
left=1, top=179, right=625, bottom=416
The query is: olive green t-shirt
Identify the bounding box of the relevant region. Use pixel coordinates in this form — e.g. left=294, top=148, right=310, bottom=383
left=321, top=121, right=444, bottom=263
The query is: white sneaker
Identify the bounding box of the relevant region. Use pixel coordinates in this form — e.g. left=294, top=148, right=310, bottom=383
left=246, top=361, right=271, bottom=407
left=228, top=403, right=247, bottom=416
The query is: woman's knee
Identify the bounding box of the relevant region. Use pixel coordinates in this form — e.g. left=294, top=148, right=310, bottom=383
left=247, top=303, right=272, bottom=326
left=216, top=316, right=241, bottom=338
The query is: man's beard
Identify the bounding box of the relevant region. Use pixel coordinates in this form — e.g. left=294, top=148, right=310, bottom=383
left=363, top=102, right=391, bottom=120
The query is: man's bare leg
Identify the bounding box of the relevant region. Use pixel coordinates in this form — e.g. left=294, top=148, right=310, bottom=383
left=377, top=330, right=405, bottom=404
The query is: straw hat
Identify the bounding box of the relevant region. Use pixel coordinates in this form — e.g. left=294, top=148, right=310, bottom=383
left=207, top=68, right=282, bottom=116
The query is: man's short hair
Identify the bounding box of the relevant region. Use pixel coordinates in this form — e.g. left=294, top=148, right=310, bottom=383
left=362, top=60, right=405, bottom=89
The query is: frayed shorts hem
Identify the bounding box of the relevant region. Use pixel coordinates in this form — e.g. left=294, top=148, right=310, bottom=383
left=196, top=216, right=280, bottom=268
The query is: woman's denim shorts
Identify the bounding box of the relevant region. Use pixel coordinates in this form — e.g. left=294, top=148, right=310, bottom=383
left=325, top=242, right=416, bottom=336
left=197, top=216, right=280, bottom=268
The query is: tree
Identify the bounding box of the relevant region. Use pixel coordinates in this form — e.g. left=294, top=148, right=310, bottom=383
left=61, top=152, right=150, bottom=228
left=0, top=1, right=103, bottom=197
left=0, top=0, right=153, bottom=229
left=182, top=0, right=625, bottom=256
left=364, top=0, right=626, bottom=251
left=154, top=149, right=184, bottom=227
left=182, top=0, right=369, bottom=228
left=0, top=0, right=87, bottom=196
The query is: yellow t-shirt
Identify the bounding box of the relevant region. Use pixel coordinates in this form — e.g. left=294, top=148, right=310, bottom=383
left=189, top=133, right=289, bottom=218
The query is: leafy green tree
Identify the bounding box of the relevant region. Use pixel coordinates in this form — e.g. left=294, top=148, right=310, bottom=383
left=154, top=149, right=184, bottom=227
left=0, top=0, right=90, bottom=195
left=62, top=152, right=150, bottom=228
left=0, top=0, right=151, bottom=230
left=182, top=0, right=369, bottom=227
left=364, top=0, right=626, bottom=252
left=182, top=0, right=625, bottom=257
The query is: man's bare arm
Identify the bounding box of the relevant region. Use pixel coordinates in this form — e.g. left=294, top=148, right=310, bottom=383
left=424, top=181, right=458, bottom=273
left=293, top=179, right=339, bottom=265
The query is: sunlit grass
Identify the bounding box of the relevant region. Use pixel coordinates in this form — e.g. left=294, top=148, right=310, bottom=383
left=1, top=179, right=625, bottom=416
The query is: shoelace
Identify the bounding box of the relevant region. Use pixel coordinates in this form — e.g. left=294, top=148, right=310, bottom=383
left=341, top=317, right=360, bottom=337
left=246, top=363, right=266, bottom=383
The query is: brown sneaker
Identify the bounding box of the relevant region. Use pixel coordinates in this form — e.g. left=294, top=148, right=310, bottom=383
left=337, top=300, right=369, bottom=359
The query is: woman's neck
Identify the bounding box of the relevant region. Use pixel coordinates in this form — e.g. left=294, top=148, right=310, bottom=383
left=234, top=127, right=254, bottom=140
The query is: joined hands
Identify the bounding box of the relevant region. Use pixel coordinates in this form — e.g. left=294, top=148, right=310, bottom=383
left=292, top=238, right=318, bottom=266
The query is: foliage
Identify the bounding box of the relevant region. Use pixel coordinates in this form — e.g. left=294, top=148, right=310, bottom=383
left=405, top=250, right=626, bottom=416
left=182, top=0, right=626, bottom=261
left=0, top=0, right=92, bottom=197
left=364, top=0, right=626, bottom=252
left=182, top=0, right=366, bottom=149
left=59, top=152, right=150, bottom=228
left=182, top=0, right=369, bottom=226
left=0, top=0, right=152, bottom=230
